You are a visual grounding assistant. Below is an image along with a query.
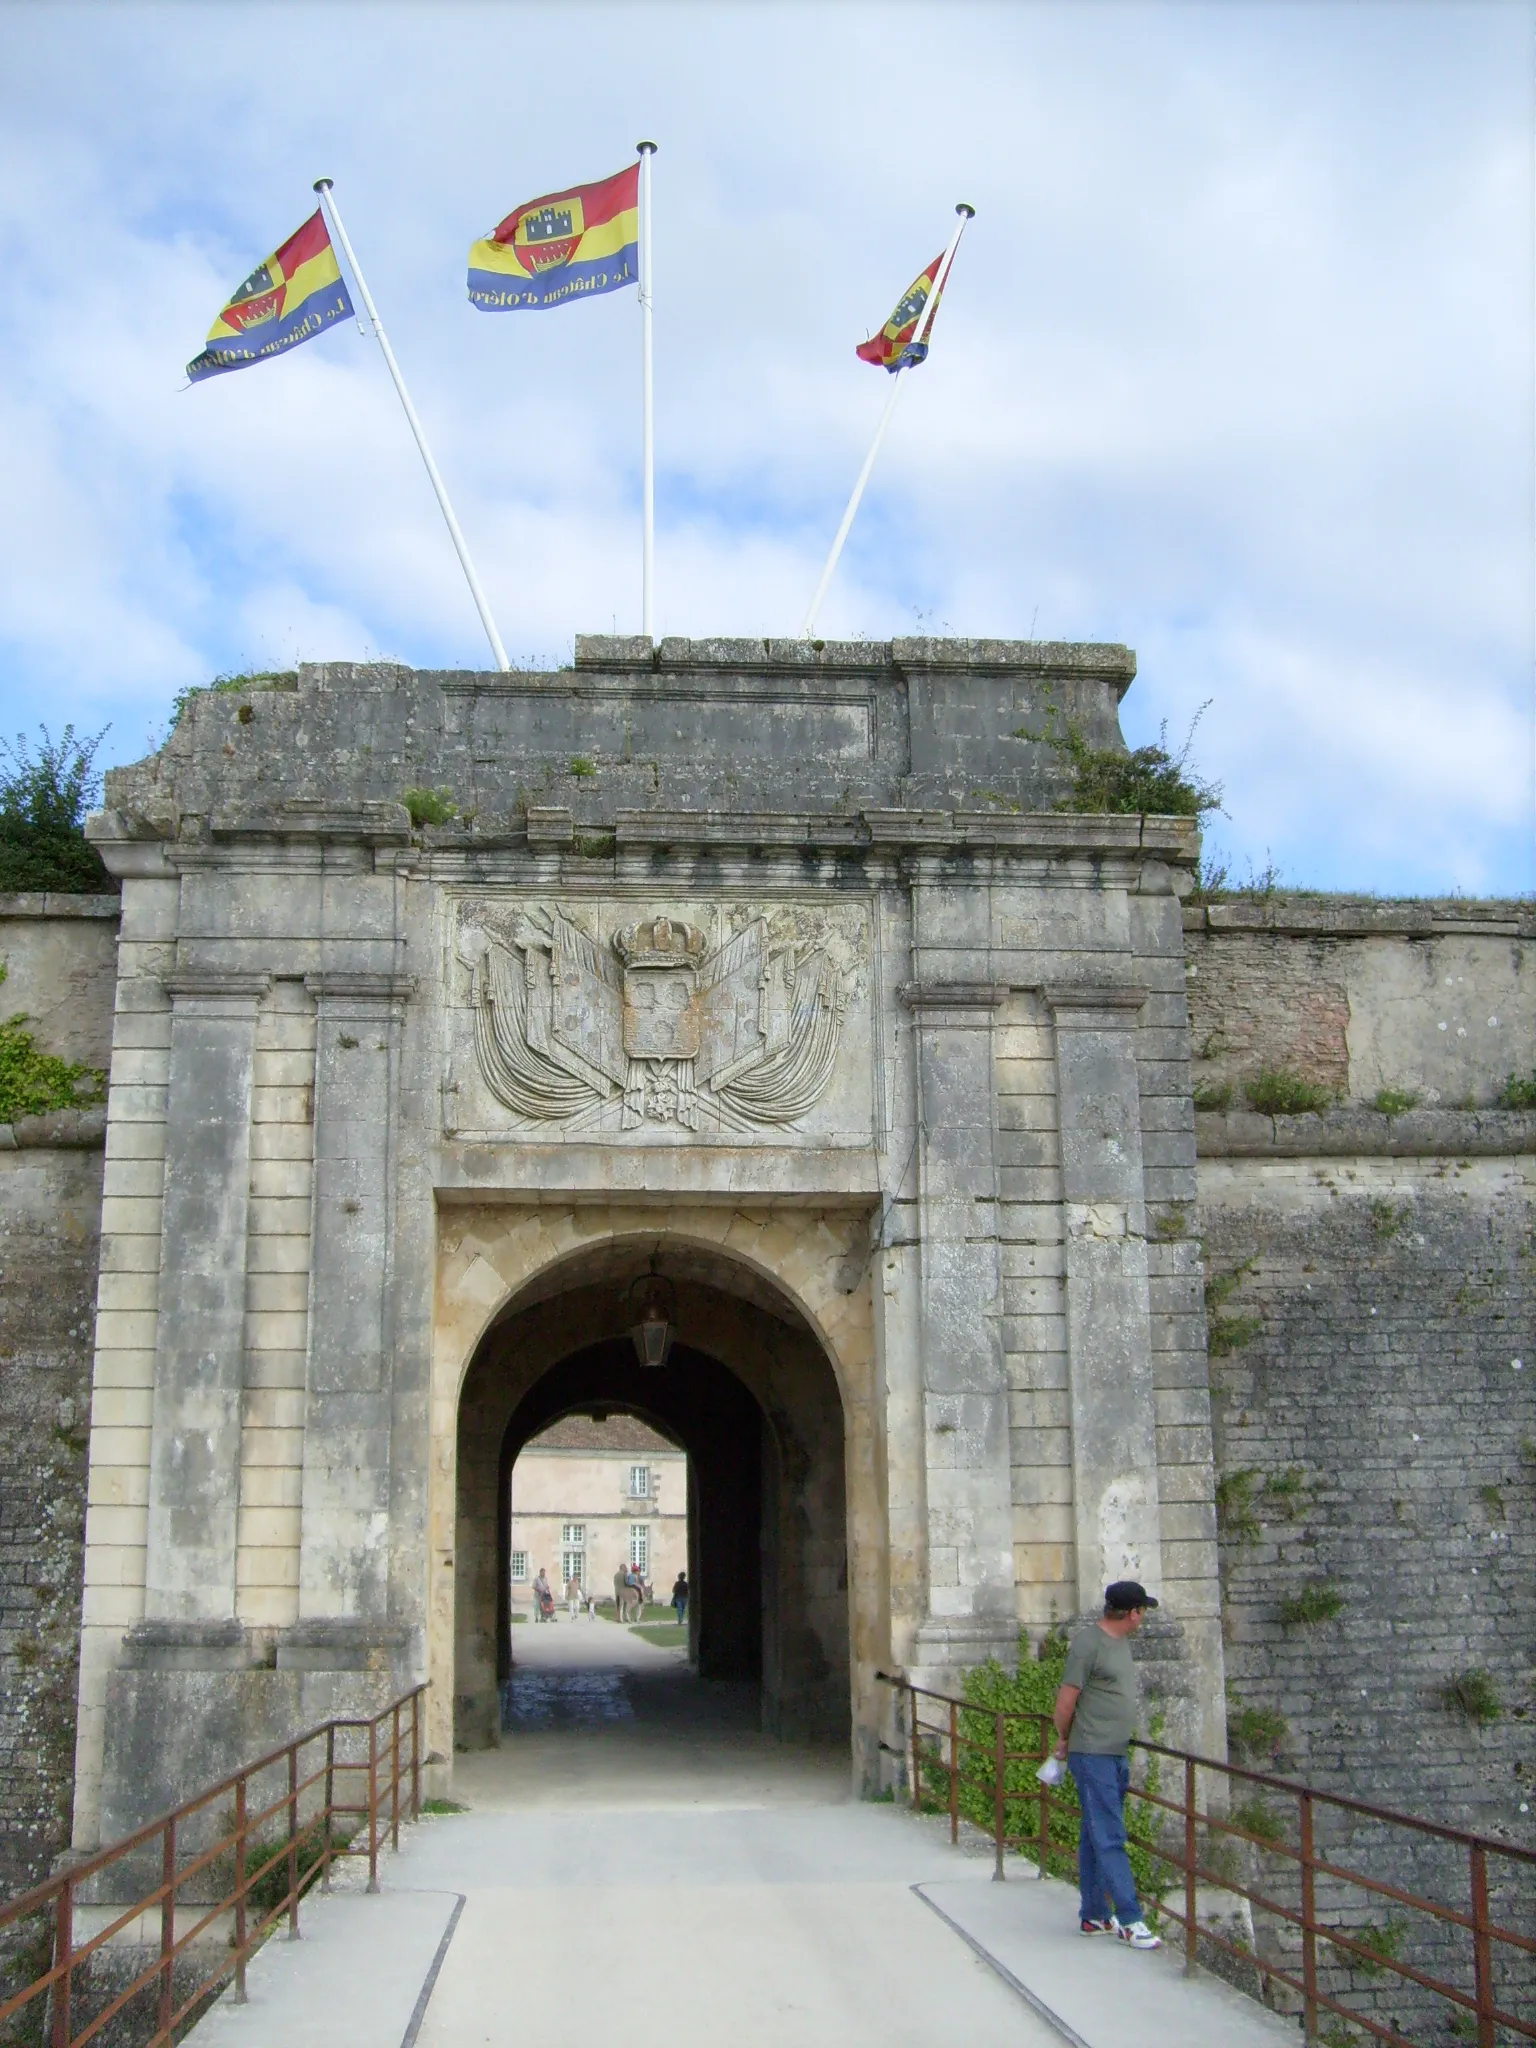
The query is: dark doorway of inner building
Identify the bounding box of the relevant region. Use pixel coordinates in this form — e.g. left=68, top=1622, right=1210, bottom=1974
left=452, top=1237, right=851, bottom=1757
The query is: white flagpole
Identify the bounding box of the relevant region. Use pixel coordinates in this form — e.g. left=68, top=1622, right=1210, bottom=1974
left=637, top=141, right=657, bottom=641
left=801, top=203, right=974, bottom=640
left=314, top=178, right=510, bottom=674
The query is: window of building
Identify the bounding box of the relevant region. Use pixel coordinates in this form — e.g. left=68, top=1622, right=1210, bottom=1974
left=561, top=1549, right=584, bottom=1589
left=629, top=1465, right=651, bottom=1498
left=562, top=1523, right=585, bottom=1545
left=510, top=1551, right=528, bottom=1582
left=629, top=1525, right=649, bottom=1574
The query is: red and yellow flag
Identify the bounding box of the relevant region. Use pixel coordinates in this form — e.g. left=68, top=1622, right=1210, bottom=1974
left=856, top=253, right=945, bottom=373
left=468, top=164, right=640, bottom=312
left=188, top=210, right=353, bottom=382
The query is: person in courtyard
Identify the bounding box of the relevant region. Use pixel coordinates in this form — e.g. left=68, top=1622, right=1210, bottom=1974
left=1051, top=1580, right=1163, bottom=1950
left=566, top=1571, right=582, bottom=1620
left=613, top=1565, right=627, bottom=1620
left=671, top=1571, right=688, bottom=1625
left=532, top=1565, right=552, bottom=1622
left=623, top=1563, right=644, bottom=1621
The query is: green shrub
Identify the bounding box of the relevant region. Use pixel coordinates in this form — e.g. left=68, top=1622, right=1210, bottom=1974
left=1245, top=1068, right=1331, bottom=1116
left=420, top=1797, right=469, bottom=1815
left=1229, top=1796, right=1285, bottom=1849
left=1346, top=1918, right=1406, bottom=1979
left=0, top=968, right=104, bottom=1123
left=400, top=786, right=458, bottom=828
left=568, top=756, right=597, bottom=778
left=1027, top=710, right=1222, bottom=820
left=1499, top=1070, right=1536, bottom=1110
left=1372, top=1087, right=1419, bottom=1116
left=0, top=726, right=114, bottom=894
left=1438, top=1669, right=1501, bottom=1726
left=934, top=1641, right=1167, bottom=1903
left=1279, top=1582, right=1344, bottom=1627
left=1262, top=1467, right=1308, bottom=1518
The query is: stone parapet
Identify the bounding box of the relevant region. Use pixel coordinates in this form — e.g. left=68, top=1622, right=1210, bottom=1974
left=1196, top=1107, right=1536, bottom=1157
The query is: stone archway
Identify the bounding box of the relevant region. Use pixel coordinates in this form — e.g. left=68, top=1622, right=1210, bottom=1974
left=430, top=1203, right=883, bottom=1785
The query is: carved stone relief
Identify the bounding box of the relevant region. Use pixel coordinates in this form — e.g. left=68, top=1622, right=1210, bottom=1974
left=453, top=902, right=868, bottom=1135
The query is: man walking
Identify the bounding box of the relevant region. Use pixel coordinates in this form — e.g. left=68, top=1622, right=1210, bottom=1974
left=1050, top=1580, right=1163, bottom=1949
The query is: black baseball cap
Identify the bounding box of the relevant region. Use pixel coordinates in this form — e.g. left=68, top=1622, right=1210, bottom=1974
left=1105, top=1580, right=1158, bottom=1612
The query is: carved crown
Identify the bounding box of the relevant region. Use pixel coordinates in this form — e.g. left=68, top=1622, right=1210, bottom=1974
left=612, top=915, right=707, bottom=972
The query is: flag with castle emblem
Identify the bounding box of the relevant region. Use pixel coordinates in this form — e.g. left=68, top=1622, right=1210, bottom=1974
left=468, top=163, right=640, bottom=311
left=187, top=209, right=353, bottom=382
left=856, top=252, right=947, bottom=372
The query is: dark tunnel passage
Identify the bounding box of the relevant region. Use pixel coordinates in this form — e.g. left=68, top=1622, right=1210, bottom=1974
left=496, top=1340, right=765, bottom=1687
left=452, top=1241, right=853, bottom=1756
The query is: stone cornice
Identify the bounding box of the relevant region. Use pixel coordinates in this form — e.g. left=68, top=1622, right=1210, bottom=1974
left=0, top=893, right=120, bottom=920
left=209, top=801, right=413, bottom=846
left=163, top=971, right=271, bottom=1002
left=1185, top=897, right=1535, bottom=939
left=1196, top=1106, right=1536, bottom=1159
left=305, top=973, right=416, bottom=1004
left=899, top=982, right=1009, bottom=1013
left=1043, top=984, right=1149, bottom=1026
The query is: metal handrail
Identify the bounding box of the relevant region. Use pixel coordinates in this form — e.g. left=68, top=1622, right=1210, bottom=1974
left=880, top=1672, right=1534, bottom=2048
left=0, top=1684, right=426, bottom=2048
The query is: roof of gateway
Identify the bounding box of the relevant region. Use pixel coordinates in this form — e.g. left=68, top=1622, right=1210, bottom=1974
left=523, top=1414, right=682, bottom=1454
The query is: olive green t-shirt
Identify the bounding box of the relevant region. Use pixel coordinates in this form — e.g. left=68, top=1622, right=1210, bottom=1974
left=1062, top=1624, right=1139, bottom=1755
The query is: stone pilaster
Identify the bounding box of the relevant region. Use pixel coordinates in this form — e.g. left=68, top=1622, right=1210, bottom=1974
left=1045, top=983, right=1163, bottom=1609
left=142, top=972, right=268, bottom=1622
left=902, top=980, right=1018, bottom=1669
left=294, top=974, right=414, bottom=1629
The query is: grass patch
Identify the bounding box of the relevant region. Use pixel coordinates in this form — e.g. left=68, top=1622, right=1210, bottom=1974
left=1346, top=1919, right=1406, bottom=1979
left=1206, top=1258, right=1262, bottom=1358
left=1499, top=1070, right=1536, bottom=1110
left=1439, top=1668, right=1501, bottom=1726
left=1244, top=1068, right=1332, bottom=1116
left=1229, top=1796, right=1285, bottom=1849
left=0, top=725, right=115, bottom=894
left=1263, top=1467, right=1308, bottom=1517
left=1368, top=1198, right=1413, bottom=1239
left=630, top=1623, right=688, bottom=1648
left=1478, top=1484, right=1505, bottom=1520
left=1372, top=1087, right=1419, bottom=1116
left=1215, top=1469, right=1262, bottom=1544
left=1226, top=1700, right=1288, bottom=1763
left=168, top=670, right=297, bottom=732
left=568, top=756, right=597, bottom=778
left=400, top=786, right=458, bottom=828
left=1192, top=1079, right=1233, bottom=1112
left=574, top=832, right=616, bottom=858
left=420, top=1797, right=469, bottom=1815
left=1280, top=1582, right=1344, bottom=1627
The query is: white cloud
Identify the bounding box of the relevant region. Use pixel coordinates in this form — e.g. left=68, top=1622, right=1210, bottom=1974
left=0, top=0, right=1529, bottom=893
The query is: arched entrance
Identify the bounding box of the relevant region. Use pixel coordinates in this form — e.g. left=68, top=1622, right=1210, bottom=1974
left=431, top=1205, right=884, bottom=1785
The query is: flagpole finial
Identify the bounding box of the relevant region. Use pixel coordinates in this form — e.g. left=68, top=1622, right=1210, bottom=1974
left=956, top=202, right=976, bottom=218
left=313, top=178, right=334, bottom=193
left=637, top=139, right=658, bottom=156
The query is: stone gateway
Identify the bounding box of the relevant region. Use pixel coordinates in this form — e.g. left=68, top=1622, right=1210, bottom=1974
left=67, top=633, right=1230, bottom=1847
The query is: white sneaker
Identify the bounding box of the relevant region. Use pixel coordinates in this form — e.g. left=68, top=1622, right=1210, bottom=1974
left=1117, top=1919, right=1162, bottom=1950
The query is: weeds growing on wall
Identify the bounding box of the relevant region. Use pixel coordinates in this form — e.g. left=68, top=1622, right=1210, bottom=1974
left=1015, top=703, right=1222, bottom=822
left=0, top=727, right=114, bottom=894
left=168, top=670, right=298, bottom=732
left=1279, top=1582, right=1345, bottom=1628
left=920, top=1639, right=1166, bottom=1903
left=1226, top=1698, right=1288, bottom=1763
left=1192, top=1079, right=1233, bottom=1112
left=0, top=966, right=105, bottom=1124
left=1244, top=1068, right=1332, bottom=1116
left=1438, top=1669, right=1502, bottom=1726
left=1205, top=1258, right=1262, bottom=1357
left=1372, top=1088, right=1419, bottom=1116
left=1215, top=1468, right=1263, bottom=1544
left=400, top=786, right=458, bottom=828
left=1499, top=1070, right=1536, bottom=1110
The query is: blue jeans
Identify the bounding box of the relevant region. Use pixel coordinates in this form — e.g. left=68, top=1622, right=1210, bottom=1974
left=1068, top=1752, right=1142, bottom=1924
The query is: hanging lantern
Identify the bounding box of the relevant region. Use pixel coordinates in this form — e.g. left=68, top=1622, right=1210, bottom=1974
left=628, top=1270, right=676, bottom=1369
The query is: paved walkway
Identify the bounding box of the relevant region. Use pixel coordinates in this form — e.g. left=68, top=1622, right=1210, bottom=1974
left=188, top=1621, right=1296, bottom=2048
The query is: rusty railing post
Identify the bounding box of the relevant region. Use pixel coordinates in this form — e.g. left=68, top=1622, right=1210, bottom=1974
left=367, top=1717, right=380, bottom=1893
left=391, top=1702, right=401, bottom=1852
left=50, top=1873, right=72, bottom=2048
left=287, top=1745, right=301, bottom=1937
left=908, top=1684, right=920, bottom=1812
left=233, top=1777, right=248, bottom=2002
left=1184, top=1756, right=1198, bottom=1976
left=410, top=1691, right=421, bottom=1821
left=1299, top=1790, right=1318, bottom=2041
left=992, top=1712, right=1006, bottom=1881
left=158, top=1814, right=176, bottom=2037
left=322, top=1725, right=336, bottom=1892
left=948, top=1700, right=959, bottom=1844
left=1037, top=1721, right=1051, bottom=1880
left=1470, top=1842, right=1494, bottom=2048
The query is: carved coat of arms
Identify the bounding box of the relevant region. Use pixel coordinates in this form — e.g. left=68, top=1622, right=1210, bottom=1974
left=457, top=907, right=857, bottom=1131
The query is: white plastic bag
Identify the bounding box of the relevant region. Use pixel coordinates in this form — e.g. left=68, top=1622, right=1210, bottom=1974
left=1036, top=1754, right=1067, bottom=1786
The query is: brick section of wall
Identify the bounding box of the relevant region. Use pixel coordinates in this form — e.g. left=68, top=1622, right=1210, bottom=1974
left=995, top=993, right=1073, bottom=1630
left=1185, top=927, right=1351, bottom=1098
left=0, top=1147, right=102, bottom=1893
left=235, top=982, right=315, bottom=1632
left=1200, top=1152, right=1536, bottom=2031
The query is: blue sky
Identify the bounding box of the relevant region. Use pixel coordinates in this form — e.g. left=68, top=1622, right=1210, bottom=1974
left=0, top=0, right=1531, bottom=894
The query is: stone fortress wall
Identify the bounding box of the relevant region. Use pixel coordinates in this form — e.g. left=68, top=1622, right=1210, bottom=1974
left=0, top=646, right=1528, bottom=1941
